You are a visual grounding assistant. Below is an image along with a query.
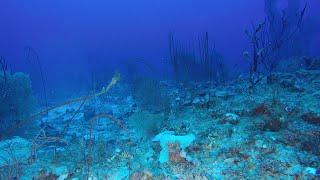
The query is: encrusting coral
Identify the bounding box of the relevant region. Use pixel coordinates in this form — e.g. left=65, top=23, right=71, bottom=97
left=152, top=131, right=195, bottom=163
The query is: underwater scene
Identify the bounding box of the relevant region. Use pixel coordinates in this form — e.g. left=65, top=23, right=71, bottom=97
left=1, top=0, right=320, bottom=179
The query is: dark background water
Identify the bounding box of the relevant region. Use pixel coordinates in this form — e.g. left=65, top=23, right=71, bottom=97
left=0, top=0, right=319, bottom=99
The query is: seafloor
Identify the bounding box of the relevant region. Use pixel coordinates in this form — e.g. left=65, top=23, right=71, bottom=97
left=1, top=69, right=320, bottom=179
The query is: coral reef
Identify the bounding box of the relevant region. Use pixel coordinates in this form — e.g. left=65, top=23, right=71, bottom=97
left=0, top=69, right=319, bottom=179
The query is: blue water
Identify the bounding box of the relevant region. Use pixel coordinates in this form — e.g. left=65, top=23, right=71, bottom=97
left=0, top=0, right=320, bottom=179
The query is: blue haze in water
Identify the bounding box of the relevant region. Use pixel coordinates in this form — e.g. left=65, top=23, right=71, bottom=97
left=0, top=0, right=320, bottom=179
